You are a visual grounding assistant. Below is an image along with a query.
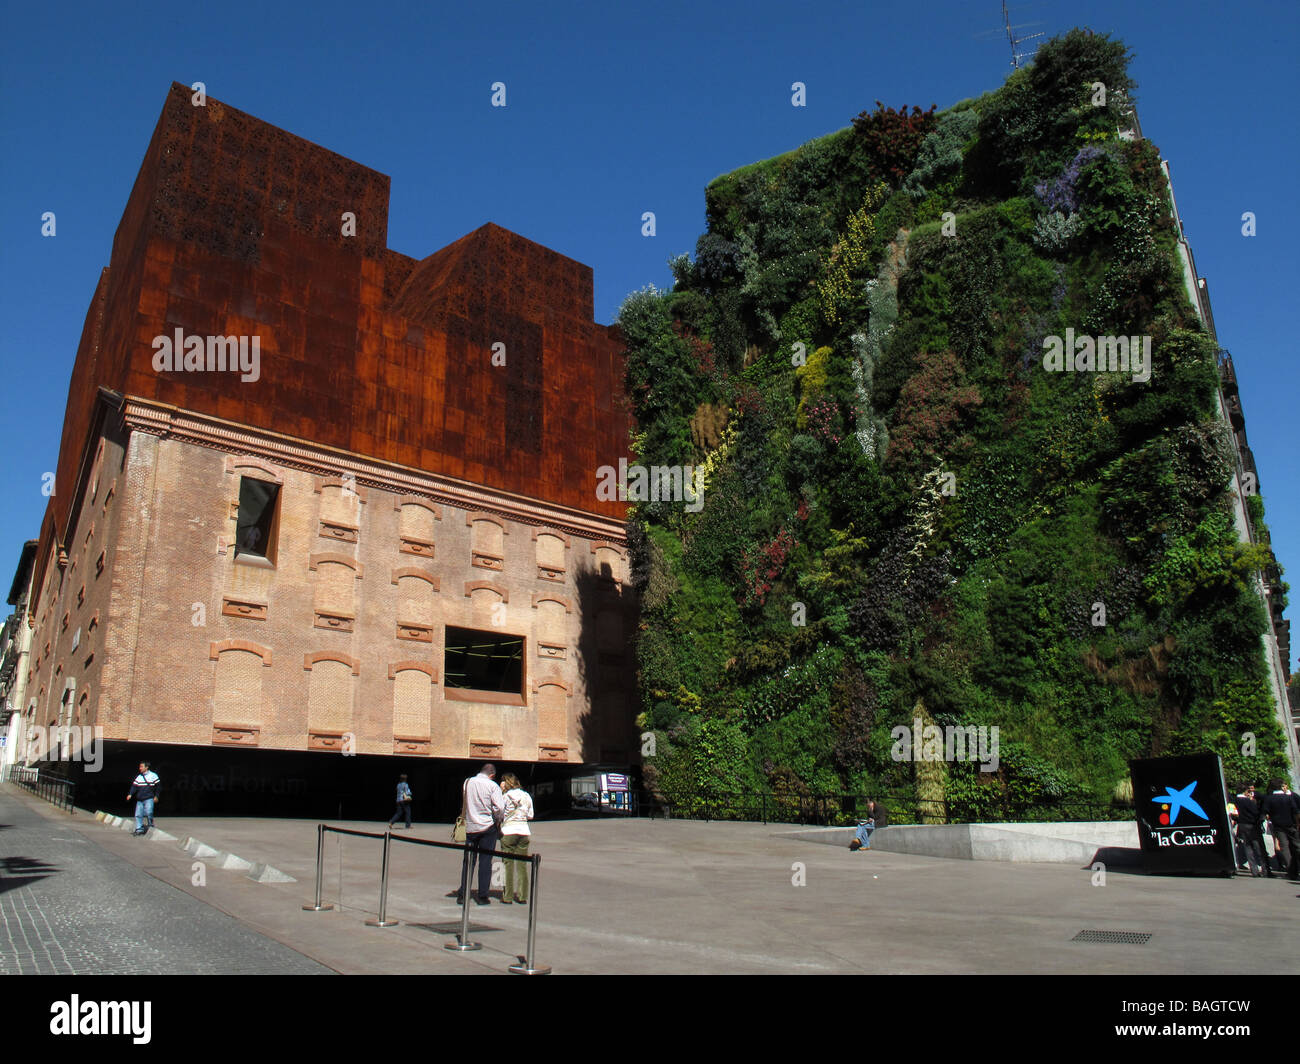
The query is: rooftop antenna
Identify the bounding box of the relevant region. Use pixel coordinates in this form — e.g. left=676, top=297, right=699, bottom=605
left=1002, top=0, right=1045, bottom=69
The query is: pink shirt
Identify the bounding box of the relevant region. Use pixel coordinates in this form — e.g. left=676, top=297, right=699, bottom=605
left=463, top=773, right=504, bottom=832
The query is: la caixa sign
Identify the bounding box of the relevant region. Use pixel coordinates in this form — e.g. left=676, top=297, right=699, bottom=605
left=1129, top=753, right=1235, bottom=875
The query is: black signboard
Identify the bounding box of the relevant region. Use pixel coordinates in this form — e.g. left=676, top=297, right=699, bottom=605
left=1129, top=753, right=1236, bottom=875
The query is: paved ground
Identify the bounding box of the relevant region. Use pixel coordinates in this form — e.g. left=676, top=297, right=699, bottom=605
left=0, top=789, right=330, bottom=975
left=6, top=785, right=1298, bottom=974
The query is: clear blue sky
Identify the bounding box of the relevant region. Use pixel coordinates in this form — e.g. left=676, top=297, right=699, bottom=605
left=1, top=0, right=1296, bottom=661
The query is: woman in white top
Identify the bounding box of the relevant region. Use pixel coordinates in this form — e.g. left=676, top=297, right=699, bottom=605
left=498, top=773, right=535, bottom=904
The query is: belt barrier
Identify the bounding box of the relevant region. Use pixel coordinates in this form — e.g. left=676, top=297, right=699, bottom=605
left=304, top=822, right=550, bottom=975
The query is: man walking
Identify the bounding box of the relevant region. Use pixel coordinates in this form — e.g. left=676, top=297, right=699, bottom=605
left=126, top=761, right=161, bottom=836
left=388, top=774, right=413, bottom=830
left=1233, top=783, right=1268, bottom=877
left=458, top=764, right=504, bottom=905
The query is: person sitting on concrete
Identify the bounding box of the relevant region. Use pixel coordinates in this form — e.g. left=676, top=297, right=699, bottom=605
left=849, top=799, right=885, bottom=851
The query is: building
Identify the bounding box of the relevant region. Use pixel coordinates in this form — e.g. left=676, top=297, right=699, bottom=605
left=22, top=83, right=639, bottom=816
left=1143, top=103, right=1299, bottom=779
left=0, top=541, right=38, bottom=771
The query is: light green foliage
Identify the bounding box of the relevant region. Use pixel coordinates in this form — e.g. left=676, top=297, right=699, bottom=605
left=903, top=108, right=978, bottom=199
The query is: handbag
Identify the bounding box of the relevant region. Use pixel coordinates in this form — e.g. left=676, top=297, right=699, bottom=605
left=453, top=779, right=467, bottom=842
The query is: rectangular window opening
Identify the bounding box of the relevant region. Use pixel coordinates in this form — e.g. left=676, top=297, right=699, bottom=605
left=235, top=478, right=281, bottom=564
left=444, top=626, right=524, bottom=696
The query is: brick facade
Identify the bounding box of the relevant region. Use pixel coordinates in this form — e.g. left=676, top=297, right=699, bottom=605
left=26, top=84, right=638, bottom=781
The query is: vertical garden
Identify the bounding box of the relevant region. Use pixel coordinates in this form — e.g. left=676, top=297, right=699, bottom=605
left=620, top=30, right=1290, bottom=821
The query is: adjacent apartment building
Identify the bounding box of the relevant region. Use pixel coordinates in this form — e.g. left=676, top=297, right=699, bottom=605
left=20, top=83, right=639, bottom=816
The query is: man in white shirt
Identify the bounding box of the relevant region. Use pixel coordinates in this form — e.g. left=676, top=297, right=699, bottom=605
left=458, top=764, right=505, bottom=905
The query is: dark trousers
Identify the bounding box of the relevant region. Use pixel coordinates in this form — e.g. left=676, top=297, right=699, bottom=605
left=1237, top=823, right=1268, bottom=874
left=1273, top=824, right=1300, bottom=878
left=389, top=801, right=411, bottom=828
left=460, top=827, right=499, bottom=898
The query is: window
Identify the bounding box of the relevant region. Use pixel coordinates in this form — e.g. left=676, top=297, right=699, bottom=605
left=444, top=626, right=523, bottom=697
left=235, top=478, right=281, bottom=564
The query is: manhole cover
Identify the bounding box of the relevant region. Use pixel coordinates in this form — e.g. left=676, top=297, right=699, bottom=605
left=1072, top=929, right=1151, bottom=945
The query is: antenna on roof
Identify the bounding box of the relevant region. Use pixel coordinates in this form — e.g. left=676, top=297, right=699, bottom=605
left=1002, top=0, right=1045, bottom=69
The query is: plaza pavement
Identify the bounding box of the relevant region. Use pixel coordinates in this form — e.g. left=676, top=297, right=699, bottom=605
left=7, top=784, right=1298, bottom=975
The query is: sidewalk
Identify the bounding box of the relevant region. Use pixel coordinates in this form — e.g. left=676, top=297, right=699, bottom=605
left=21, top=787, right=1300, bottom=974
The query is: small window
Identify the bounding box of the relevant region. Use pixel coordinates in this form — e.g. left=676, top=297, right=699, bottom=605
left=444, top=626, right=524, bottom=696
left=235, top=478, right=281, bottom=564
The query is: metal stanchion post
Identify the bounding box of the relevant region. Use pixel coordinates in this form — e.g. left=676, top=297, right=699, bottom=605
left=366, top=829, right=400, bottom=927
left=509, top=854, right=551, bottom=975
left=445, top=842, right=481, bottom=951
left=303, top=823, right=334, bottom=911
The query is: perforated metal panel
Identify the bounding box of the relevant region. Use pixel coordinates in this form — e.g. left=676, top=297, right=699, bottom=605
left=1072, top=929, right=1152, bottom=945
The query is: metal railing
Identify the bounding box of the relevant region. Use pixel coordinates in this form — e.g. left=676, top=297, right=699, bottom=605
left=638, top=789, right=1131, bottom=826
left=304, top=823, right=549, bottom=975
left=3, top=764, right=76, bottom=813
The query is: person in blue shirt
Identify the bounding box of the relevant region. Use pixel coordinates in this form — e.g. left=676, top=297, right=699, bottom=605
left=388, top=774, right=413, bottom=830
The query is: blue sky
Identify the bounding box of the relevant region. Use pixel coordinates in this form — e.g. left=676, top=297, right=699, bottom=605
left=1, top=0, right=1296, bottom=661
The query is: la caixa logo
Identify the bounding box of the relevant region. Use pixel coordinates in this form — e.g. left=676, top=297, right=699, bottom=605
left=1148, top=780, right=1218, bottom=848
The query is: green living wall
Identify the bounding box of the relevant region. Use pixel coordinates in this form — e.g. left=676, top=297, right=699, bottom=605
left=620, top=30, right=1290, bottom=821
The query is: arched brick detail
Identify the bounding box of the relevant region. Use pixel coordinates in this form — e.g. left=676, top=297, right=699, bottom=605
left=314, top=475, right=368, bottom=502
left=531, top=592, right=573, bottom=613
left=304, top=651, right=360, bottom=676
left=464, top=581, right=508, bottom=601
left=531, top=528, right=572, bottom=548
left=465, top=513, right=508, bottom=533
left=388, top=661, right=439, bottom=681
left=225, top=455, right=283, bottom=483
left=309, top=553, right=363, bottom=578
left=394, top=496, right=441, bottom=519
left=532, top=676, right=571, bottom=695
left=390, top=568, right=440, bottom=590
left=209, top=639, right=273, bottom=666
left=588, top=540, right=628, bottom=559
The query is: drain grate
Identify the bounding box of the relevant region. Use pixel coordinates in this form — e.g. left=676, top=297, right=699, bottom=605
left=1072, top=929, right=1152, bottom=945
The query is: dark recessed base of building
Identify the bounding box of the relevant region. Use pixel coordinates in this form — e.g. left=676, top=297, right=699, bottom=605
left=47, top=742, right=629, bottom=822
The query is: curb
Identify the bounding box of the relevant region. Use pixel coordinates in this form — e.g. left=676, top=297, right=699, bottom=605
left=95, top=812, right=295, bottom=883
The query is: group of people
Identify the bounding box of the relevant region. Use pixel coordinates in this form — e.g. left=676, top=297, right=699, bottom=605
left=1230, top=779, right=1300, bottom=880
left=457, top=763, right=534, bottom=905
left=385, top=763, right=535, bottom=905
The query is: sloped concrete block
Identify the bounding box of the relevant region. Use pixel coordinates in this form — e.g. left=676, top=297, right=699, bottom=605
left=183, top=838, right=221, bottom=858
left=217, top=852, right=254, bottom=871
left=246, top=862, right=296, bottom=883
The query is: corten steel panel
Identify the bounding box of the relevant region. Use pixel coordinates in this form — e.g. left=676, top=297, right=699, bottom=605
left=38, top=83, right=631, bottom=610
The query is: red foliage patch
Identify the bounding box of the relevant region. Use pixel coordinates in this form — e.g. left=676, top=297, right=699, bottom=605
left=850, top=102, right=938, bottom=184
